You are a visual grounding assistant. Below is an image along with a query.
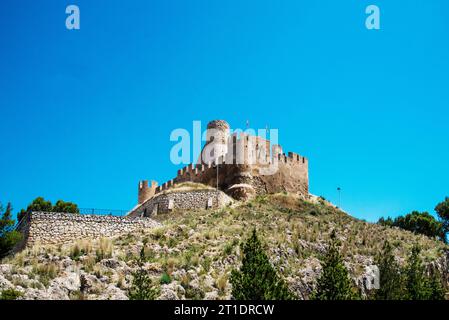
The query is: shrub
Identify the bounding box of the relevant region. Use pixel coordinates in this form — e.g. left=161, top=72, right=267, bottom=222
left=128, top=247, right=159, bottom=300
left=160, top=272, right=172, bottom=285
left=0, top=288, right=23, bottom=300
left=223, top=242, right=234, bottom=256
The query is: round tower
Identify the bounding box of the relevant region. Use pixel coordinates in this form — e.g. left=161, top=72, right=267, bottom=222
left=206, top=120, right=230, bottom=144
left=200, top=120, right=230, bottom=164
left=138, top=180, right=157, bottom=204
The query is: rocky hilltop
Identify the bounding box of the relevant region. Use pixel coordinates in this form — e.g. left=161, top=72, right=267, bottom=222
left=1, top=193, right=448, bottom=300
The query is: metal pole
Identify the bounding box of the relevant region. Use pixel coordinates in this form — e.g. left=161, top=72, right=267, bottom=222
left=337, top=187, right=341, bottom=208
left=216, top=161, right=219, bottom=190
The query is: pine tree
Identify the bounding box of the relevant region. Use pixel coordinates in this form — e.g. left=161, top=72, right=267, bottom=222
left=375, top=241, right=404, bottom=300
left=435, top=197, right=449, bottom=243
left=0, top=203, right=22, bottom=258
left=427, top=268, right=446, bottom=300
left=17, top=197, right=80, bottom=222
left=405, top=245, right=430, bottom=300
left=53, top=200, right=79, bottom=214
left=312, top=232, right=358, bottom=300
left=230, top=229, right=295, bottom=300
left=128, top=247, right=159, bottom=300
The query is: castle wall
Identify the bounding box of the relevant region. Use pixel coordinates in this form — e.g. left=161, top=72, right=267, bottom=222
left=140, top=120, right=309, bottom=202
left=16, top=212, right=160, bottom=247
left=174, top=150, right=309, bottom=199
left=128, top=189, right=233, bottom=218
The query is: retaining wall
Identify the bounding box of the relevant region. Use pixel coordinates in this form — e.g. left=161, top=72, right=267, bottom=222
left=15, top=212, right=160, bottom=247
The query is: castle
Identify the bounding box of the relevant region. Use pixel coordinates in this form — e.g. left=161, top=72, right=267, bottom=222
left=129, top=120, right=309, bottom=217
left=16, top=119, right=309, bottom=247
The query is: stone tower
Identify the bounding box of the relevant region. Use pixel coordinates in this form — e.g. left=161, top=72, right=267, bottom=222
left=200, top=120, right=230, bottom=164
left=138, top=180, right=158, bottom=204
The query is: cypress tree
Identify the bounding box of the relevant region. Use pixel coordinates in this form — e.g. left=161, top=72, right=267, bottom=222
left=312, top=231, right=358, bottom=300
left=230, top=229, right=295, bottom=300
left=375, top=241, right=404, bottom=300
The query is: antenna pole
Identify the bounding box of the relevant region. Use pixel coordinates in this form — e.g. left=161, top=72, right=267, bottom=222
left=337, top=187, right=342, bottom=208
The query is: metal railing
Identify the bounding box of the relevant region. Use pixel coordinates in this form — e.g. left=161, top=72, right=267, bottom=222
left=78, top=208, right=128, bottom=216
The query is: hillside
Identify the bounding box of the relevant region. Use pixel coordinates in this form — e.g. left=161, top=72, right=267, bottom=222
left=1, top=193, right=448, bottom=300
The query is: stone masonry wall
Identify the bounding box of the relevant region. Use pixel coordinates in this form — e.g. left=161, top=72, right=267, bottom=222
left=128, top=189, right=233, bottom=218
left=16, top=212, right=160, bottom=247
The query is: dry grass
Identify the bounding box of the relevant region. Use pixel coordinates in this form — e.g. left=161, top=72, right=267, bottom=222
left=31, top=262, right=60, bottom=287
left=161, top=182, right=215, bottom=194
left=216, top=273, right=228, bottom=295
left=95, top=238, right=113, bottom=261
left=5, top=192, right=447, bottom=300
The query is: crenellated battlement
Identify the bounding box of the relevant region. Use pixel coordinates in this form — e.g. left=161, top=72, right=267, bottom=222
left=136, top=119, right=309, bottom=204
left=138, top=180, right=158, bottom=204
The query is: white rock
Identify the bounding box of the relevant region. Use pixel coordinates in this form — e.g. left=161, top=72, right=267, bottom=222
left=205, top=291, right=219, bottom=300
left=47, top=272, right=80, bottom=299
left=97, top=284, right=128, bottom=300
left=0, top=274, right=14, bottom=290
left=158, top=284, right=179, bottom=300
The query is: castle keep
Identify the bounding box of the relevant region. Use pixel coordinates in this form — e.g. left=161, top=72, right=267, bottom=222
left=130, top=120, right=309, bottom=217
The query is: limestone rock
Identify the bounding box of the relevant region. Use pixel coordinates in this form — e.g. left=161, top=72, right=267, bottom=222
left=158, top=284, right=179, bottom=300
left=0, top=274, right=14, bottom=290
left=47, top=272, right=80, bottom=300
left=97, top=284, right=128, bottom=300
left=205, top=291, right=219, bottom=300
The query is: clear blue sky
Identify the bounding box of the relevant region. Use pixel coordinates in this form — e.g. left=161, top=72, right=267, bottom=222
left=1, top=0, right=448, bottom=222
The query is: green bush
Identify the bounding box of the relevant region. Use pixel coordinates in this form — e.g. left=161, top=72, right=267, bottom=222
left=160, top=272, right=172, bottom=285
left=0, top=288, right=23, bottom=300
left=128, top=247, right=159, bottom=300
left=223, top=242, right=234, bottom=256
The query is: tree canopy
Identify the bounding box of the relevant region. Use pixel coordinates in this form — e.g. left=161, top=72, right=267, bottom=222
left=18, top=197, right=79, bottom=221
left=378, top=211, right=445, bottom=241
left=435, top=197, right=449, bottom=239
